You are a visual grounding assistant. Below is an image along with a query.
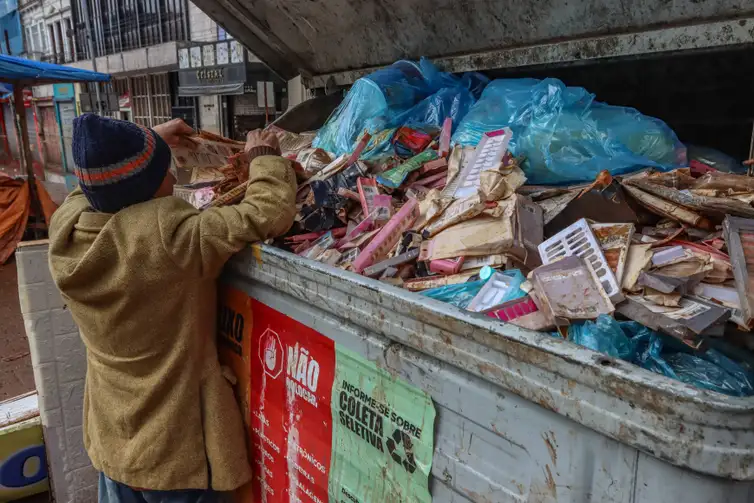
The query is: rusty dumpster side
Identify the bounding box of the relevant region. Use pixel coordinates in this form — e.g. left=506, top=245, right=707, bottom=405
left=223, top=245, right=754, bottom=503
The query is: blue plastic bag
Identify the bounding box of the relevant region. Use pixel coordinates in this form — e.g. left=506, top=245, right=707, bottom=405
left=663, top=352, right=754, bottom=396
left=420, top=280, right=486, bottom=309
left=313, top=58, right=488, bottom=159
left=565, top=315, right=754, bottom=396
left=312, top=60, right=427, bottom=159
left=452, top=78, right=687, bottom=185
left=567, top=316, right=637, bottom=361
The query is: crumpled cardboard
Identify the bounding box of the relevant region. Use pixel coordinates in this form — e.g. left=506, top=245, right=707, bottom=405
left=420, top=205, right=515, bottom=261
left=617, top=295, right=729, bottom=348
left=412, top=189, right=453, bottom=232
left=539, top=190, right=580, bottom=225
left=444, top=145, right=474, bottom=193
left=622, top=184, right=713, bottom=230
left=652, top=252, right=714, bottom=279
left=423, top=193, right=486, bottom=237
left=621, top=244, right=654, bottom=292
left=626, top=178, right=754, bottom=219
left=403, top=271, right=479, bottom=291
left=643, top=287, right=682, bottom=307
left=691, top=172, right=754, bottom=193
left=419, top=195, right=542, bottom=266
left=479, top=163, right=527, bottom=202
left=266, top=125, right=316, bottom=157
left=173, top=130, right=244, bottom=171
left=296, top=148, right=332, bottom=179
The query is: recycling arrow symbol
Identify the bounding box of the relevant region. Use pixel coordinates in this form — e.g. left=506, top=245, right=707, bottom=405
left=386, top=428, right=417, bottom=474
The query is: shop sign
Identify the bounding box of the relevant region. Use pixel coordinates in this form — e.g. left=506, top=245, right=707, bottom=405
left=178, top=41, right=247, bottom=94
left=119, top=92, right=130, bottom=109
left=196, top=68, right=225, bottom=82
left=52, top=83, right=74, bottom=101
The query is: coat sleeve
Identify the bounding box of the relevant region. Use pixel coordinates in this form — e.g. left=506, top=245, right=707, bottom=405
left=158, top=155, right=297, bottom=278
left=48, top=186, right=89, bottom=249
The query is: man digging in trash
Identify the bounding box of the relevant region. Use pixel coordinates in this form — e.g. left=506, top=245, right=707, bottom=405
left=48, top=114, right=297, bottom=502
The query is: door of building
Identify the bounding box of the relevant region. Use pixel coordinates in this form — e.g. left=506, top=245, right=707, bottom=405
left=38, top=104, right=62, bottom=169
left=57, top=101, right=76, bottom=173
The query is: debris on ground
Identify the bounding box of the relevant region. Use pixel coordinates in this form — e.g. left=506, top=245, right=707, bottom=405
left=172, top=59, right=754, bottom=396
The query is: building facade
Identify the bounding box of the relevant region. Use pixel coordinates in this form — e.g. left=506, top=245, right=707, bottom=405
left=6, top=0, right=193, bottom=181
left=9, top=0, right=79, bottom=187
left=5, top=0, right=293, bottom=186
left=178, top=3, right=286, bottom=140
left=67, top=0, right=192, bottom=127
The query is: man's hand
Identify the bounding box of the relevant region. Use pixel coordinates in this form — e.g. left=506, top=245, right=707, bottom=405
left=153, top=119, right=197, bottom=150
left=245, top=129, right=281, bottom=155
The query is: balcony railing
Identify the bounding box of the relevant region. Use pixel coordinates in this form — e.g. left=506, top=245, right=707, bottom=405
left=41, top=53, right=75, bottom=64
left=73, top=0, right=188, bottom=60
left=20, top=50, right=44, bottom=61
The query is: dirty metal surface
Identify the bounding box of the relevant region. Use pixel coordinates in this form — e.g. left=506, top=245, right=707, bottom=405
left=192, top=0, right=754, bottom=84
left=224, top=246, right=754, bottom=501
left=225, top=245, right=754, bottom=488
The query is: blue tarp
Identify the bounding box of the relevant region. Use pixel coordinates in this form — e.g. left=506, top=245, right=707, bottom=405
left=0, top=54, right=110, bottom=84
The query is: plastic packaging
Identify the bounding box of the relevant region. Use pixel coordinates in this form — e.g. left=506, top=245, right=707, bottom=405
left=664, top=352, right=754, bottom=396
left=565, top=315, right=754, bottom=396
left=466, top=269, right=526, bottom=312
left=313, top=59, right=488, bottom=160
left=567, top=316, right=637, bottom=361
left=420, top=279, right=487, bottom=309
left=376, top=149, right=438, bottom=188
left=686, top=144, right=746, bottom=174
left=452, top=78, right=686, bottom=185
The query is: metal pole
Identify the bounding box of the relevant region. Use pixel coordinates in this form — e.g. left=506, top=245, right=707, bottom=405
left=182, top=0, right=189, bottom=41
left=80, top=0, right=102, bottom=114
left=114, top=0, right=123, bottom=52
left=263, top=81, right=269, bottom=125
left=134, top=0, right=143, bottom=48
left=146, top=75, right=154, bottom=128
left=155, top=0, right=163, bottom=44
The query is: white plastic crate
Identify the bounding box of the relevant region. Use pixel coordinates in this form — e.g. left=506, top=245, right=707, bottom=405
left=538, top=218, right=621, bottom=299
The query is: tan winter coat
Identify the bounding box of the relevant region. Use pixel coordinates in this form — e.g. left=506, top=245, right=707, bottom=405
left=48, top=155, right=296, bottom=491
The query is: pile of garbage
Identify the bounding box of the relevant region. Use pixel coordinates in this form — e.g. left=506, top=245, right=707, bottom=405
left=173, top=59, right=754, bottom=397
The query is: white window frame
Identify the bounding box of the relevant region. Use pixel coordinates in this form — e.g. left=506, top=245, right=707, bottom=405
left=25, top=26, right=33, bottom=52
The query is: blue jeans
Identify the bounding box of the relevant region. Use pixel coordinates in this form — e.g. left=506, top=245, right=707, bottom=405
left=98, top=473, right=230, bottom=503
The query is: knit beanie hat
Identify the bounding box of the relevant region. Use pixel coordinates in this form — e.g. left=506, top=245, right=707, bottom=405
left=72, top=114, right=172, bottom=213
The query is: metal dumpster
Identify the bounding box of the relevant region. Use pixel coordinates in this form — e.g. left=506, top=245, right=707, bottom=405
left=221, top=246, right=754, bottom=503
left=197, top=0, right=754, bottom=500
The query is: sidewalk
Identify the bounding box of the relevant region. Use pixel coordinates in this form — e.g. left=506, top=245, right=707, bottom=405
left=0, top=258, right=36, bottom=401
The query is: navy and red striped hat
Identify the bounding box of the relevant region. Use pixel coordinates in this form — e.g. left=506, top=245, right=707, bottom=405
left=72, top=114, right=171, bottom=213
